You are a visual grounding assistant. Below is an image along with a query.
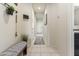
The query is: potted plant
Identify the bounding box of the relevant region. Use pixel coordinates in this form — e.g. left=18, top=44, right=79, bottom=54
left=21, top=35, right=28, bottom=42
left=6, top=6, right=15, bottom=15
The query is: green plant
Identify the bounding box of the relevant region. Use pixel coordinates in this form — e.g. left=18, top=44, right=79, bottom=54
left=6, top=6, right=15, bottom=15
left=21, top=35, right=28, bottom=42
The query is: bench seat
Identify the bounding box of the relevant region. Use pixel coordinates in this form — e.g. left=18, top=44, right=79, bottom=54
left=0, top=41, right=27, bottom=56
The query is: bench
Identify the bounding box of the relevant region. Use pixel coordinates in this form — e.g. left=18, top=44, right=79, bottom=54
left=0, top=41, right=27, bottom=56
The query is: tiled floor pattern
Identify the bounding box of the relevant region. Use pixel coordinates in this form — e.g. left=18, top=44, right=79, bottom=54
left=27, top=45, right=59, bottom=56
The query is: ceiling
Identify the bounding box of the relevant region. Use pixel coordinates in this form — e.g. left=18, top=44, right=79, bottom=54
left=32, top=3, right=46, bottom=13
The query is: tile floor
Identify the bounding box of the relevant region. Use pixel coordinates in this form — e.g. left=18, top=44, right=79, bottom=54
left=27, top=45, right=59, bottom=56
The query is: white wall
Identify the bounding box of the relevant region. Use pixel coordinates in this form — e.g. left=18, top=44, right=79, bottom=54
left=17, top=3, right=34, bottom=47
left=0, top=4, right=21, bottom=53
left=47, top=4, right=58, bottom=48
left=47, top=3, right=73, bottom=56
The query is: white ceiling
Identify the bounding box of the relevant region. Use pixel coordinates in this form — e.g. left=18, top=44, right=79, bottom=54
left=32, top=3, right=46, bottom=13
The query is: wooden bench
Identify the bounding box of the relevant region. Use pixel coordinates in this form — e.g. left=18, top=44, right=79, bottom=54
left=0, top=41, right=27, bottom=56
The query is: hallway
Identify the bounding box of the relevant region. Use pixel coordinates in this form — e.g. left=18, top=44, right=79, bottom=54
left=0, top=3, right=73, bottom=56
left=27, top=45, right=59, bottom=56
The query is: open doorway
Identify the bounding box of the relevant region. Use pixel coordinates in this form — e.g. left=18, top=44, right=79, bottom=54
left=32, top=4, right=46, bottom=45
left=34, top=13, right=44, bottom=45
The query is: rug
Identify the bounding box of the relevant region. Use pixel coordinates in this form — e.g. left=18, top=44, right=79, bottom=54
left=34, top=36, right=45, bottom=45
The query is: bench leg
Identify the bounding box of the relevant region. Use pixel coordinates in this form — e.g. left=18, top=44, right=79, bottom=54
left=23, top=46, right=27, bottom=55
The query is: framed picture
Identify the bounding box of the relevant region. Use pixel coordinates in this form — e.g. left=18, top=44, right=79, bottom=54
left=23, top=14, right=29, bottom=21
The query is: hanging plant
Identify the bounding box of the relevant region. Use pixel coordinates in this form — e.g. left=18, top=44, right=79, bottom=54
left=6, top=6, right=15, bottom=15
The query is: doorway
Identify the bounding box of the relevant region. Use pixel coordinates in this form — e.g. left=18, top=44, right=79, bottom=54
left=32, top=4, right=46, bottom=45
left=34, top=13, right=44, bottom=45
